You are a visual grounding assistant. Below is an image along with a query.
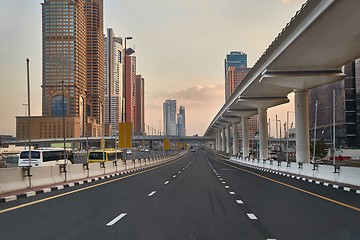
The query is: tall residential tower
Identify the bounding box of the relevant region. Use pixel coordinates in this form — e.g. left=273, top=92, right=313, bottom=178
left=104, top=28, right=123, bottom=136
left=163, top=100, right=177, bottom=136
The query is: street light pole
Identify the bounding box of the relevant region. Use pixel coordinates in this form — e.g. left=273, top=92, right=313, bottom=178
left=332, top=88, right=336, bottom=165
left=26, top=59, right=32, bottom=188
left=123, top=36, right=133, bottom=123
left=313, top=99, right=318, bottom=163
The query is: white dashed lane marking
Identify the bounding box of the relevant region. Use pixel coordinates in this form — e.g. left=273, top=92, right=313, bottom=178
left=148, top=191, right=156, bottom=197
left=247, top=213, right=258, bottom=220
left=164, top=181, right=169, bottom=185
left=106, top=213, right=127, bottom=226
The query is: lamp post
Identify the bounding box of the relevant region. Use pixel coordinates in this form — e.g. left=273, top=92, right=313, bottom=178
left=123, top=36, right=133, bottom=123
left=312, top=99, right=319, bottom=163
left=278, top=119, right=282, bottom=152
left=332, top=89, right=336, bottom=165
left=26, top=59, right=32, bottom=188
left=286, top=111, right=295, bottom=163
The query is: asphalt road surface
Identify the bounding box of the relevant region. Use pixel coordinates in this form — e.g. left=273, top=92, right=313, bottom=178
left=0, top=149, right=359, bottom=240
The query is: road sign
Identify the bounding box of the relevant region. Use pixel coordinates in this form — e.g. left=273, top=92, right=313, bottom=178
left=163, top=138, right=170, bottom=151
left=119, top=122, right=132, bottom=148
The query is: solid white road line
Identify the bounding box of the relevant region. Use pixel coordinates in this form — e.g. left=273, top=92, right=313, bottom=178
left=247, top=213, right=258, bottom=220
left=148, top=191, right=156, bottom=197
left=106, top=213, right=127, bottom=226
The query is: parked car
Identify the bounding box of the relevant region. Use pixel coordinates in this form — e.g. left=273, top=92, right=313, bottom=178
left=126, top=149, right=133, bottom=155
left=5, top=154, right=19, bottom=168
left=310, top=157, right=323, bottom=164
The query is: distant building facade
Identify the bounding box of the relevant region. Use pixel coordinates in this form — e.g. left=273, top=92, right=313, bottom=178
left=177, top=106, right=186, bottom=136
left=17, top=0, right=104, bottom=140
left=124, top=53, right=136, bottom=127
left=104, top=28, right=123, bottom=136
left=224, top=51, right=257, bottom=139
left=225, top=51, right=249, bottom=100
left=309, top=60, right=360, bottom=148
left=163, top=100, right=177, bottom=136
left=135, top=75, right=145, bottom=134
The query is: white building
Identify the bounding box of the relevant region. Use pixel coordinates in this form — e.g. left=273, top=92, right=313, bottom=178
left=104, top=28, right=123, bottom=136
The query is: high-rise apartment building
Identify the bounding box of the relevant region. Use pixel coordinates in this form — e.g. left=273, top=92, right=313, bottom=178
left=225, top=51, right=249, bottom=100
left=104, top=28, right=123, bottom=136
left=41, top=0, right=87, bottom=125
left=125, top=53, right=136, bottom=126
left=135, top=75, right=145, bottom=134
left=309, top=60, right=360, bottom=148
left=177, top=106, right=186, bottom=136
left=16, top=0, right=104, bottom=140
left=163, top=100, right=177, bottom=136
left=224, top=51, right=257, bottom=138
left=85, top=0, right=104, bottom=129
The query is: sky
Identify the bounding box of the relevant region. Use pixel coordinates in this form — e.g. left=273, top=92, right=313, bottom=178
left=0, top=0, right=306, bottom=137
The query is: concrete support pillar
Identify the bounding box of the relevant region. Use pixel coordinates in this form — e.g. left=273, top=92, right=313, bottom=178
left=221, top=128, right=226, bottom=152
left=295, top=90, right=310, bottom=163
left=226, top=125, right=231, bottom=154
left=258, top=108, right=269, bottom=160
left=215, top=132, right=219, bottom=150
left=242, top=117, right=249, bottom=158
left=232, top=122, right=239, bottom=156
left=217, top=130, right=221, bottom=150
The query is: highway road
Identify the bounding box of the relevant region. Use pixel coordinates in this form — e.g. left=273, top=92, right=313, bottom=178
left=0, top=149, right=359, bottom=240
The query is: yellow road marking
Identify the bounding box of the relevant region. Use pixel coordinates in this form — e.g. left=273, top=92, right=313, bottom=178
left=0, top=156, right=185, bottom=214
left=215, top=158, right=360, bottom=212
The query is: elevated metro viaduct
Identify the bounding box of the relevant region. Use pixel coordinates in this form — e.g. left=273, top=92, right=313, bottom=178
left=204, top=0, right=360, bottom=163
left=2, top=135, right=215, bottom=150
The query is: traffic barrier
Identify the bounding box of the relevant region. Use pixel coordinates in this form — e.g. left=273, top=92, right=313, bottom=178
left=0, top=153, right=184, bottom=194
left=0, top=168, right=27, bottom=193
left=104, top=161, right=116, bottom=175
left=126, top=160, right=134, bottom=169
left=30, top=166, right=56, bottom=187
left=88, top=162, right=104, bottom=178
left=68, top=164, right=88, bottom=181
left=229, top=156, right=360, bottom=187
left=51, top=165, right=66, bottom=183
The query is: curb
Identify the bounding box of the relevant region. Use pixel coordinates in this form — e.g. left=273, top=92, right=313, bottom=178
left=227, top=159, right=360, bottom=195
left=0, top=165, right=149, bottom=203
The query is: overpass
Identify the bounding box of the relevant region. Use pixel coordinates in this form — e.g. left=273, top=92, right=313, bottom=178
left=204, top=0, right=360, bottom=163
left=2, top=135, right=214, bottom=149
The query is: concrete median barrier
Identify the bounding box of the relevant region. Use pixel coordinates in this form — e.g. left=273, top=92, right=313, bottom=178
left=0, top=168, right=27, bottom=194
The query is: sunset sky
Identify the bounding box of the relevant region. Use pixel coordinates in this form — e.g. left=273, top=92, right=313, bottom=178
left=0, top=0, right=305, bottom=136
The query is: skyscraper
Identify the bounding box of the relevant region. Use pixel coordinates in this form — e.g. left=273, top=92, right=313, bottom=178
left=224, top=51, right=249, bottom=100
left=104, top=28, right=123, bottom=136
left=177, top=106, right=186, bottom=136
left=163, top=100, right=177, bottom=136
left=41, top=0, right=87, bottom=122
left=125, top=53, right=136, bottom=126
left=85, top=0, right=104, bottom=130
left=224, top=51, right=257, bottom=139
left=16, top=0, right=104, bottom=140
left=135, top=75, right=145, bottom=134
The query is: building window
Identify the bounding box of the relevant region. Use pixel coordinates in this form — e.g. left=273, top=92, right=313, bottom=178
left=51, top=95, right=68, bottom=116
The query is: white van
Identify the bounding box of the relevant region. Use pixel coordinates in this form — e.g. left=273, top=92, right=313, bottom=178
left=19, top=148, right=74, bottom=167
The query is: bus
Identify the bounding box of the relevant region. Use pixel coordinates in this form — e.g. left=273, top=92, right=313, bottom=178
left=88, top=149, right=123, bottom=163
left=18, top=148, right=74, bottom=167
